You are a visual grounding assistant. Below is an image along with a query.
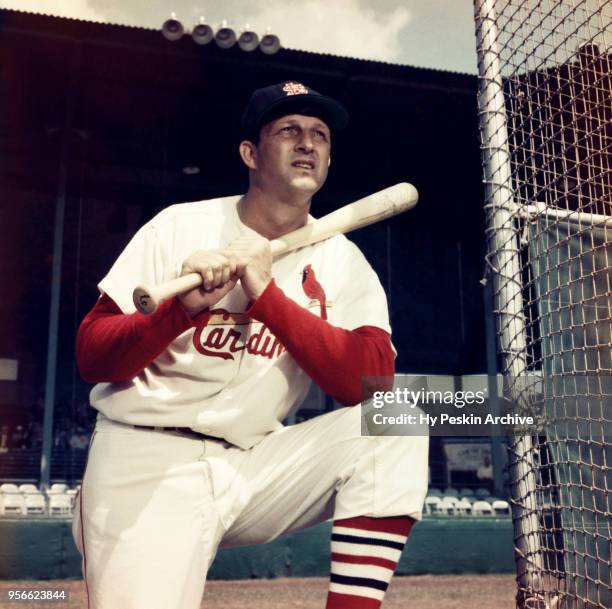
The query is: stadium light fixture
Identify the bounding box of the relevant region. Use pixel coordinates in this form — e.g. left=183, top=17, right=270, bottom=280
left=162, top=13, right=184, bottom=41
left=161, top=16, right=280, bottom=54
left=238, top=25, right=259, bottom=52
left=260, top=28, right=281, bottom=55
left=215, top=20, right=237, bottom=49
left=192, top=17, right=214, bottom=45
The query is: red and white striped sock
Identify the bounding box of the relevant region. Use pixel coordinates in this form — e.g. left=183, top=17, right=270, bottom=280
left=326, top=515, right=414, bottom=609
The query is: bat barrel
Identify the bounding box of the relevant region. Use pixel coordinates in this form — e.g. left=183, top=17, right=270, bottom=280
left=270, top=182, right=418, bottom=256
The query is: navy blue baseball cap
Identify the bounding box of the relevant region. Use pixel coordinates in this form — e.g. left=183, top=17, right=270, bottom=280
left=241, top=81, right=349, bottom=141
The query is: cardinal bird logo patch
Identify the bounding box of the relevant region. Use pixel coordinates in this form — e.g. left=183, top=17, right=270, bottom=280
left=301, top=264, right=327, bottom=320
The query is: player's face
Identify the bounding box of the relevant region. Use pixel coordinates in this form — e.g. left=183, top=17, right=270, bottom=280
left=253, top=114, right=331, bottom=198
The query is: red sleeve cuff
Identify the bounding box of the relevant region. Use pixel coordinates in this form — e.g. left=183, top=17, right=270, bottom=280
left=245, top=279, right=285, bottom=323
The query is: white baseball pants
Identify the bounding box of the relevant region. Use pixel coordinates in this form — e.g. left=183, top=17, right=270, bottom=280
left=72, top=406, right=428, bottom=609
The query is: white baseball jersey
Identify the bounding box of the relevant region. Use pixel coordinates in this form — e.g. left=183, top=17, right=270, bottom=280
left=90, top=195, right=392, bottom=449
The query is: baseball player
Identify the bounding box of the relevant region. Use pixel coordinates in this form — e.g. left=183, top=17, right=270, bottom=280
left=73, top=81, right=428, bottom=609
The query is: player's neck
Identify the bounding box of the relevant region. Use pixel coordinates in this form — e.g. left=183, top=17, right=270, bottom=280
left=240, top=188, right=311, bottom=240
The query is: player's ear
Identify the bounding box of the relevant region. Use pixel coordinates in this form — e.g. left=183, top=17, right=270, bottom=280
left=239, top=140, right=258, bottom=170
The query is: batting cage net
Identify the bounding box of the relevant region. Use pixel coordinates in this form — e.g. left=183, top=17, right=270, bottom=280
left=473, top=1, right=611, bottom=608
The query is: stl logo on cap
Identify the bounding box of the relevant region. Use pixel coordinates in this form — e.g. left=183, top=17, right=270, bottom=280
left=282, top=81, right=309, bottom=96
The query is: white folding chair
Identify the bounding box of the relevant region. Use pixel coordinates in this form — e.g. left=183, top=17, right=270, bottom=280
left=0, top=483, right=20, bottom=494
left=66, top=489, right=79, bottom=509
left=19, top=483, right=39, bottom=494
left=492, top=499, right=511, bottom=516
left=49, top=483, right=69, bottom=494
left=439, top=496, right=459, bottom=515
left=48, top=494, right=72, bottom=517
left=424, top=495, right=442, bottom=515
left=472, top=500, right=494, bottom=516
left=24, top=493, right=47, bottom=516
left=1, top=493, right=26, bottom=516
left=456, top=497, right=473, bottom=516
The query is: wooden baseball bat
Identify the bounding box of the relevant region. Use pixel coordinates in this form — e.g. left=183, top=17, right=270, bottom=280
left=133, top=182, right=418, bottom=314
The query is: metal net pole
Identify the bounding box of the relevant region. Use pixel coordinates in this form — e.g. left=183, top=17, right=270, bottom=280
left=473, top=1, right=611, bottom=608
left=475, top=1, right=547, bottom=605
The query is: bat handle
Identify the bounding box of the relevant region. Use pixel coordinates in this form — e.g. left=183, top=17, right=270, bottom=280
left=133, top=273, right=202, bottom=314
left=134, top=239, right=287, bottom=314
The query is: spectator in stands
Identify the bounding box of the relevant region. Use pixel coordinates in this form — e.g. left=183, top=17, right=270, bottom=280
left=54, top=422, right=69, bottom=449
left=477, top=456, right=493, bottom=481
left=74, top=400, right=96, bottom=429
left=0, top=424, right=9, bottom=453
left=69, top=427, right=90, bottom=450
left=26, top=420, right=43, bottom=449
left=10, top=424, right=28, bottom=449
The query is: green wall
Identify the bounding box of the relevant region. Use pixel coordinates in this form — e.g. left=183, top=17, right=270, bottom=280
left=0, top=517, right=515, bottom=580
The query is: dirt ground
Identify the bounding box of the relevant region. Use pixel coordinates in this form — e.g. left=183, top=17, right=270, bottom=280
left=0, top=574, right=516, bottom=608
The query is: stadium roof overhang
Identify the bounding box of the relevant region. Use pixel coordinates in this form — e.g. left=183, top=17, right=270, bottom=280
left=0, top=8, right=478, bottom=207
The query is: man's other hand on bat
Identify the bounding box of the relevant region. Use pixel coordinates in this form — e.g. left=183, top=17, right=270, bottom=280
left=178, top=237, right=272, bottom=316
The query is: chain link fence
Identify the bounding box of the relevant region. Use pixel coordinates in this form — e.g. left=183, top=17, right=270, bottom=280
left=474, top=1, right=610, bottom=607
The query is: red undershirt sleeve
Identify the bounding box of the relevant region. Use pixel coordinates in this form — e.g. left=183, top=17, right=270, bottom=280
left=76, top=294, right=210, bottom=383
left=247, top=280, right=395, bottom=406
